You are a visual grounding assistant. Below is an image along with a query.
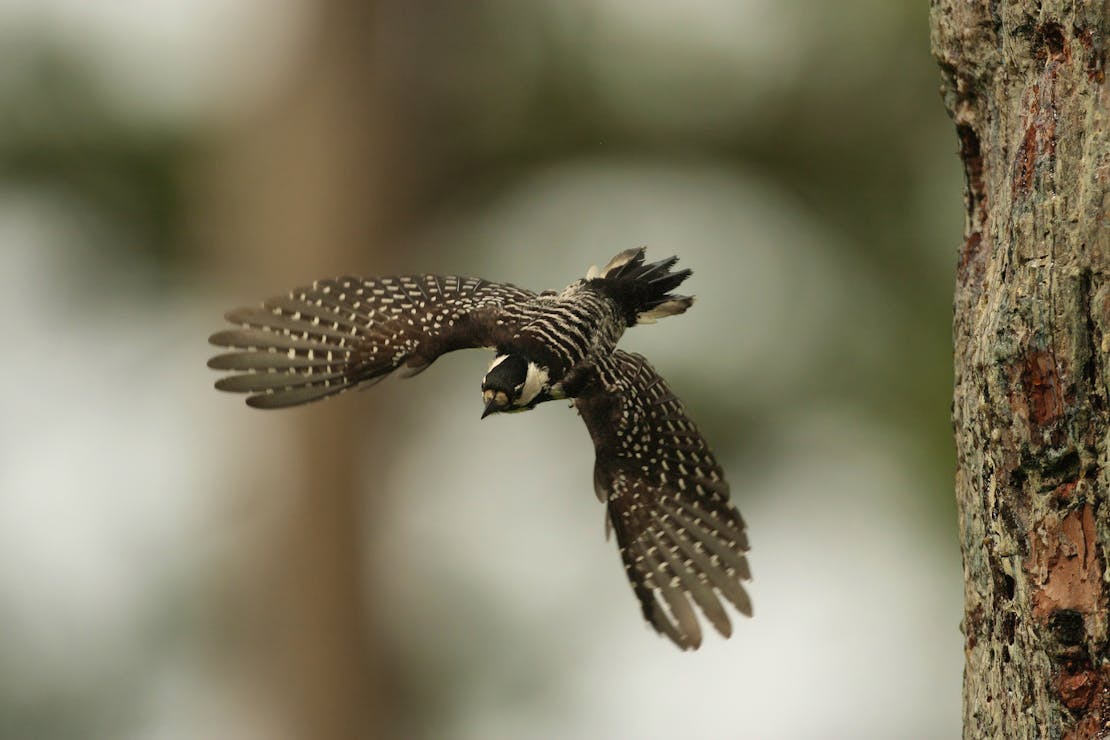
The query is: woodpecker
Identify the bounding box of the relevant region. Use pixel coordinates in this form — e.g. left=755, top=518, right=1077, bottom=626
left=208, top=248, right=751, bottom=649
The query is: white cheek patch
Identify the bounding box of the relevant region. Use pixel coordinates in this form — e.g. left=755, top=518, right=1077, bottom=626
left=516, top=362, right=549, bottom=406
left=487, top=354, right=509, bottom=372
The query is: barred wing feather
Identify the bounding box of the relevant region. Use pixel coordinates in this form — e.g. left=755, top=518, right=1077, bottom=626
left=573, top=350, right=751, bottom=649
left=209, top=274, right=535, bottom=408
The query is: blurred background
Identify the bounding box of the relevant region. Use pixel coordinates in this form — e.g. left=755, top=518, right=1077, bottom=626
left=0, top=1, right=963, bottom=738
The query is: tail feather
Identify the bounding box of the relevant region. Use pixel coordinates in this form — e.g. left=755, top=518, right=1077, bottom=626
left=588, top=248, right=694, bottom=326
left=599, top=248, right=647, bottom=279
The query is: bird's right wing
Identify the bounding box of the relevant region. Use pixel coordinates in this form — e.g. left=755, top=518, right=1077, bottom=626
left=573, top=350, right=751, bottom=650
left=208, top=274, right=535, bottom=408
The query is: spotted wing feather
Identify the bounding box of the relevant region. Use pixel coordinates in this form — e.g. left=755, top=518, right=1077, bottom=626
left=209, top=274, right=535, bottom=408
left=573, top=350, right=751, bottom=650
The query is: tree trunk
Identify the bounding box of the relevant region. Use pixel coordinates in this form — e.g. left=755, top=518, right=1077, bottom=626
left=197, top=2, right=394, bottom=738
left=932, top=1, right=1110, bottom=737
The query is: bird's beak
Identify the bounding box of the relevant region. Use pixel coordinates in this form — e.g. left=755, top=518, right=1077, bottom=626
left=481, top=398, right=499, bottom=419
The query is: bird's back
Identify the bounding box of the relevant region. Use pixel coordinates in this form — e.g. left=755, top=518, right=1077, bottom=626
left=505, top=250, right=696, bottom=376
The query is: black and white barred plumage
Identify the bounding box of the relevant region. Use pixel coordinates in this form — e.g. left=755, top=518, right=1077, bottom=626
left=208, top=248, right=751, bottom=649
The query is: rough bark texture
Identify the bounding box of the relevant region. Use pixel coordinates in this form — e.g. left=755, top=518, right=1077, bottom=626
left=932, top=1, right=1110, bottom=737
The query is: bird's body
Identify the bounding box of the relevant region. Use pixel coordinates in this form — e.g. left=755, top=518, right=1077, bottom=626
left=209, top=248, right=751, bottom=649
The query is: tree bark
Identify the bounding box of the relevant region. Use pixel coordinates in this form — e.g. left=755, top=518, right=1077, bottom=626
left=197, top=2, right=393, bottom=738
left=932, top=1, right=1110, bottom=737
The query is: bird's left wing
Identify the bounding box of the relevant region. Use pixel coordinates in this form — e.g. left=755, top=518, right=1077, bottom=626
left=209, top=274, right=535, bottom=408
left=572, top=350, right=751, bottom=649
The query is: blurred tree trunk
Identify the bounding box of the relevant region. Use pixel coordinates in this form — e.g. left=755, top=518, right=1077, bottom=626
left=197, top=2, right=397, bottom=739
left=932, top=2, right=1110, bottom=737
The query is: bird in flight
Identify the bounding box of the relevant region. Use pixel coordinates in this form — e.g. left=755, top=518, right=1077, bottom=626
left=208, top=248, right=751, bottom=649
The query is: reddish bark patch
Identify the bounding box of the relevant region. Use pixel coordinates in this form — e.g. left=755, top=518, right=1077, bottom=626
left=1063, top=715, right=1103, bottom=740
left=1058, top=662, right=1110, bottom=739
left=1012, top=62, right=1060, bottom=197
left=958, top=124, right=985, bottom=196
left=1035, top=22, right=1069, bottom=64
left=1076, top=27, right=1106, bottom=84
left=1015, top=119, right=1040, bottom=195
left=1058, top=666, right=1099, bottom=711
left=1026, top=504, right=1103, bottom=625
left=1054, top=481, right=1079, bottom=505
left=1028, top=505, right=1109, bottom=726
left=964, top=601, right=984, bottom=653
left=1021, top=350, right=1065, bottom=427
left=1039, top=104, right=1058, bottom=161
left=958, top=230, right=987, bottom=288
left=957, top=123, right=987, bottom=224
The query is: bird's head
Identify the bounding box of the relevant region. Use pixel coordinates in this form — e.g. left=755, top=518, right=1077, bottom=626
left=481, top=353, right=550, bottom=418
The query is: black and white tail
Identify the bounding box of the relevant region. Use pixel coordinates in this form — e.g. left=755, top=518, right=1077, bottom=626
left=586, top=248, right=694, bottom=326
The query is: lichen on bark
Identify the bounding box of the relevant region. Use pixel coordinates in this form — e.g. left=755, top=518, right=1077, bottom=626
left=932, top=0, right=1110, bottom=736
